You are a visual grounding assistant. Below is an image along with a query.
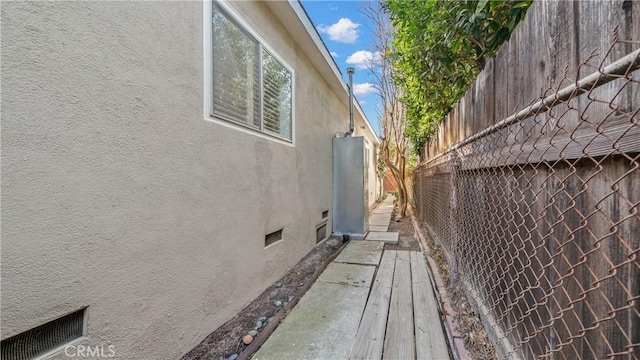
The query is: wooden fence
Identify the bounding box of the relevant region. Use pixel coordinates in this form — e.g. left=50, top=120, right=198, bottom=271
left=414, top=1, right=639, bottom=359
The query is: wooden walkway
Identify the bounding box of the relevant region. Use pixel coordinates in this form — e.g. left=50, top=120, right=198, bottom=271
left=349, top=250, right=450, bottom=360
left=255, top=196, right=449, bottom=360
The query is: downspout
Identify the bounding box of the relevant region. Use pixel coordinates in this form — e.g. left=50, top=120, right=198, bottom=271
left=346, top=67, right=355, bottom=136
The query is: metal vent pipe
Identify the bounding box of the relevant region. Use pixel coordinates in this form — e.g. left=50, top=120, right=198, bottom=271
left=347, top=67, right=355, bottom=136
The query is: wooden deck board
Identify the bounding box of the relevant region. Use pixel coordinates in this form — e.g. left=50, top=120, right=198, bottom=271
left=383, top=251, right=416, bottom=360
left=348, top=250, right=397, bottom=360
left=410, top=251, right=450, bottom=360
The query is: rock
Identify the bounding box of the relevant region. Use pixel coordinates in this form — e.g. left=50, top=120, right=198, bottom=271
left=228, top=354, right=238, bottom=360
left=275, top=282, right=282, bottom=288
left=248, top=330, right=258, bottom=337
left=274, top=300, right=282, bottom=308
left=267, top=317, right=273, bottom=324
left=258, top=316, right=267, bottom=322
left=256, top=320, right=263, bottom=329
left=218, top=356, right=224, bottom=360
left=242, top=334, right=253, bottom=345
left=287, top=295, right=294, bottom=302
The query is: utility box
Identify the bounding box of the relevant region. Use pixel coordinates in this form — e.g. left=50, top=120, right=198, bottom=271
left=332, top=136, right=369, bottom=238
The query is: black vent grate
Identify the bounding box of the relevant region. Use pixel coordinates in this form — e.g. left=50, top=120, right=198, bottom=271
left=322, top=210, right=329, bottom=219
left=316, top=224, right=327, bottom=243
left=1, top=308, right=85, bottom=360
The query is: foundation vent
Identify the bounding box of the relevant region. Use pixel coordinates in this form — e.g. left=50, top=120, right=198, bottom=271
left=265, top=229, right=283, bottom=247
left=322, top=210, right=329, bottom=219
left=316, top=223, right=327, bottom=243
left=1, top=308, right=85, bottom=360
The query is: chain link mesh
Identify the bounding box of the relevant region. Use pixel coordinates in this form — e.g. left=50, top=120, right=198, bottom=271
left=414, top=40, right=639, bottom=359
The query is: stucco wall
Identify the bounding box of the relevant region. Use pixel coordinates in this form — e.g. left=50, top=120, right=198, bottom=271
left=1, top=1, right=365, bottom=358
left=352, top=119, right=379, bottom=209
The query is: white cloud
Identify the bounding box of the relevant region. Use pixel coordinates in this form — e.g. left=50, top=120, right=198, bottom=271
left=352, top=82, right=377, bottom=97
left=359, top=100, right=367, bottom=105
left=329, top=3, right=339, bottom=10
left=317, top=18, right=360, bottom=44
left=330, top=51, right=338, bottom=57
left=346, top=50, right=382, bottom=69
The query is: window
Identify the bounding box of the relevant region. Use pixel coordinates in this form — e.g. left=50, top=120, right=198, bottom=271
left=211, top=3, right=293, bottom=141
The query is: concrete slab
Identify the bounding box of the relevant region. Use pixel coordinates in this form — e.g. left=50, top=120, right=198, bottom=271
left=334, top=240, right=384, bottom=266
left=365, top=231, right=399, bottom=243
left=369, top=215, right=391, bottom=226
left=369, top=225, right=389, bottom=232
left=253, top=282, right=370, bottom=360
left=317, top=262, right=376, bottom=288
left=374, top=205, right=394, bottom=211
left=371, top=212, right=391, bottom=217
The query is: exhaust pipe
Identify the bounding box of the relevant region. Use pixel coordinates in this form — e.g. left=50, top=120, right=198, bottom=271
left=346, top=67, right=355, bottom=136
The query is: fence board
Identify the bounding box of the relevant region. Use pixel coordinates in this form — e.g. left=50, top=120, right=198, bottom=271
left=494, top=42, right=510, bottom=122
left=414, top=1, right=639, bottom=358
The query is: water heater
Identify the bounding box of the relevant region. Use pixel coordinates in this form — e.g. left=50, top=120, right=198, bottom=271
left=332, top=136, right=369, bottom=238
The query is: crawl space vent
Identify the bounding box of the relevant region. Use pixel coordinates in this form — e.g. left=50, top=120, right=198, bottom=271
left=265, top=229, right=283, bottom=247
left=322, top=210, right=329, bottom=219
left=1, top=308, right=85, bottom=360
left=316, top=223, right=327, bottom=243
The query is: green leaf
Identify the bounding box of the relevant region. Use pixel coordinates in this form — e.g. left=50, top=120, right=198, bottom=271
left=385, top=0, right=530, bottom=155
left=475, top=0, right=489, bottom=15
left=513, top=1, right=531, bottom=9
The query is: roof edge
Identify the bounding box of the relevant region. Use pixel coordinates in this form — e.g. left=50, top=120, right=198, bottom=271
left=286, top=0, right=380, bottom=144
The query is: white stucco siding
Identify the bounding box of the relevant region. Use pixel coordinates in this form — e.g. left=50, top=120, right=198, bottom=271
left=1, top=1, right=350, bottom=359
left=353, top=118, right=380, bottom=209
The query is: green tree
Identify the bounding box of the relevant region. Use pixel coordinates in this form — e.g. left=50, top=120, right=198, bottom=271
left=361, top=1, right=411, bottom=218
left=385, top=0, right=532, bottom=154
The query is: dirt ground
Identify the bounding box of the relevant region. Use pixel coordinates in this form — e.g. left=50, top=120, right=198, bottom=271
left=182, top=236, right=343, bottom=360
left=419, top=223, right=499, bottom=360
left=384, top=205, right=421, bottom=251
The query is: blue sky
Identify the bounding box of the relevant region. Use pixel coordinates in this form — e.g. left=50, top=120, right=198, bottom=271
left=300, top=0, right=381, bottom=136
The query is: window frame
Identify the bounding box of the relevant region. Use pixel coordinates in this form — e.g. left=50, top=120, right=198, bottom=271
left=204, top=0, right=295, bottom=146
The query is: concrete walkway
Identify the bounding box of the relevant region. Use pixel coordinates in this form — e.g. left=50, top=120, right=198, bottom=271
left=253, top=241, right=382, bottom=360
left=253, top=196, right=449, bottom=360
left=365, top=196, right=399, bottom=244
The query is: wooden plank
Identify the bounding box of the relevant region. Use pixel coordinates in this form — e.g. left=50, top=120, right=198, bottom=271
left=383, top=251, right=415, bottom=360
left=457, top=114, right=639, bottom=171
left=577, top=0, right=632, bottom=133
left=348, top=250, right=397, bottom=360
left=507, top=20, right=522, bottom=116
left=576, top=157, right=635, bottom=359
left=494, top=40, right=510, bottom=122
left=410, top=251, right=450, bottom=360
left=543, top=163, right=585, bottom=358
left=458, top=91, right=470, bottom=144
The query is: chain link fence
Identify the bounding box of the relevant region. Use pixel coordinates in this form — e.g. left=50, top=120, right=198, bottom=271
left=414, top=39, right=639, bottom=359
